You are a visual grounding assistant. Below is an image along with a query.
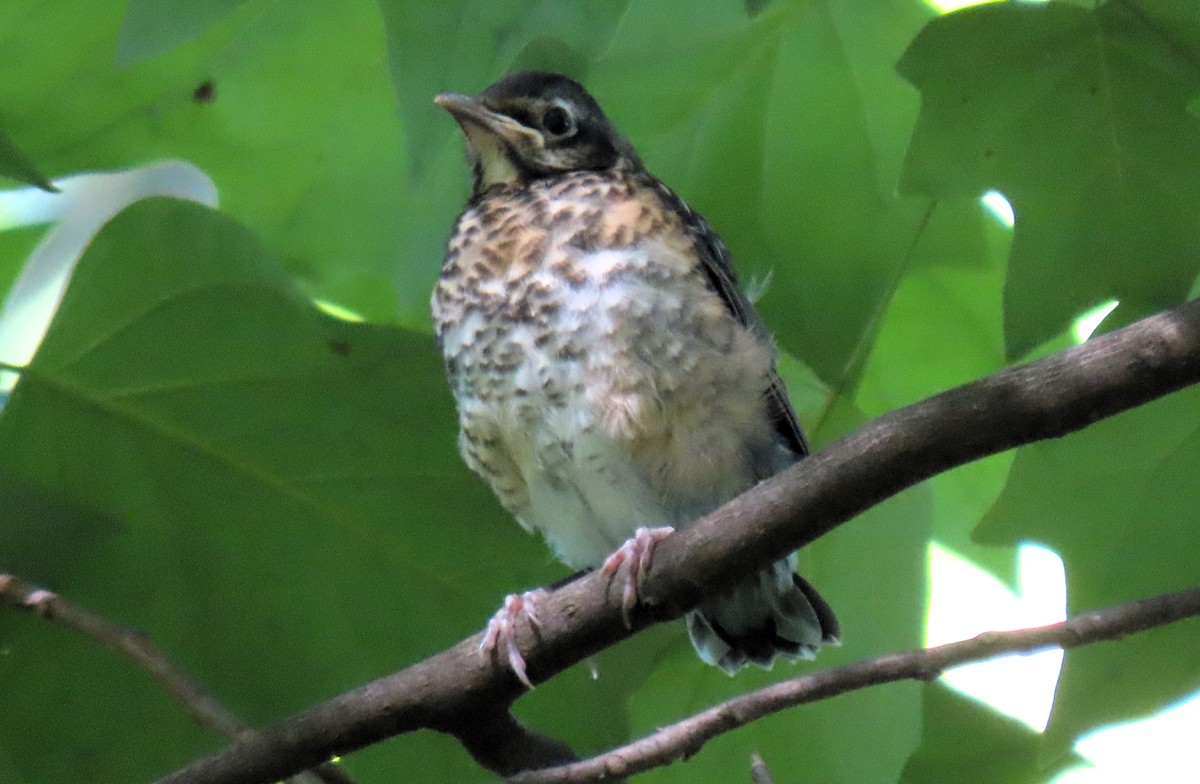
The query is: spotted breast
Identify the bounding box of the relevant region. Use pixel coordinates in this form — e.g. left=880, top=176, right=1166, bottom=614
left=435, top=170, right=783, bottom=564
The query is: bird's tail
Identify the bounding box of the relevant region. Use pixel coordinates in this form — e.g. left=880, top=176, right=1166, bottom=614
left=685, top=556, right=839, bottom=675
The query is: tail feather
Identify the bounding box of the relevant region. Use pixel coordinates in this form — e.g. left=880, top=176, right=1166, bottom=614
left=686, top=557, right=839, bottom=675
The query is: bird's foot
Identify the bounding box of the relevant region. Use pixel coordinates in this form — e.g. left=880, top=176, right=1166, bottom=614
left=480, top=589, right=548, bottom=689
left=602, top=526, right=675, bottom=628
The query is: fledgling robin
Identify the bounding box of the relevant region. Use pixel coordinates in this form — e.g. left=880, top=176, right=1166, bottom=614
left=432, top=71, right=839, bottom=687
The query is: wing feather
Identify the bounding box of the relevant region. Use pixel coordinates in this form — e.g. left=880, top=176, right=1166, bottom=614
left=647, top=178, right=810, bottom=458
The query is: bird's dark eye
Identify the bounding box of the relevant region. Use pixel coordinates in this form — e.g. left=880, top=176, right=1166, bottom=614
left=541, top=105, right=574, bottom=136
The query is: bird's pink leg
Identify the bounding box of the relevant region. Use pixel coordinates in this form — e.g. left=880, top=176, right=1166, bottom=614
left=480, top=589, right=547, bottom=689
left=602, top=526, right=675, bottom=627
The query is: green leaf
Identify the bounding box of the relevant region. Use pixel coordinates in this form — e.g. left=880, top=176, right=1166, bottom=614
left=855, top=196, right=1017, bottom=579
left=0, top=127, right=55, bottom=190
left=0, top=0, right=411, bottom=323
left=975, top=386, right=1200, bottom=754
left=0, top=198, right=553, bottom=782
left=116, top=0, right=251, bottom=65
left=0, top=223, right=46, bottom=297
left=592, top=0, right=936, bottom=389
left=899, top=1, right=1200, bottom=357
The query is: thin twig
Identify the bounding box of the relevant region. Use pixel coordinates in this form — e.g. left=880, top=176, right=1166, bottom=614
left=0, top=573, right=354, bottom=784
left=504, top=586, right=1200, bottom=783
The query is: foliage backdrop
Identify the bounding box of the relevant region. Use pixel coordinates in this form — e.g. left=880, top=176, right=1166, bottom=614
left=0, top=1, right=1198, bottom=782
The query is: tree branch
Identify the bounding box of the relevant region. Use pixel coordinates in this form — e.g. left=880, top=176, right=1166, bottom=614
left=504, top=586, right=1200, bottom=783
left=450, top=709, right=582, bottom=776
left=0, top=573, right=354, bottom=784
left=152, top=296, right=1200, bottom=784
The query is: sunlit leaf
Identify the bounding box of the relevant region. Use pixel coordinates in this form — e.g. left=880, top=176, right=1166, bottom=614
left=976, top=386, right=1200, bottom=753
left=899, top=1, right=1200, bottom=357
left=899, top=684, right=1081, bottom=784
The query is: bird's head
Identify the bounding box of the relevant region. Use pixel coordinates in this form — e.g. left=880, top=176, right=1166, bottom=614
left=435, top=70, right=641, bottom=195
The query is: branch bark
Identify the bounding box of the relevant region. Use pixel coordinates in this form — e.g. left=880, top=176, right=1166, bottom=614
left=504, top=586, right=1200, bottom=783
left=152, top=296, right=1200, bottom=784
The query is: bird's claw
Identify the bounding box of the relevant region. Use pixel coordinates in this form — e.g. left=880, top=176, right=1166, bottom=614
left=480, top=589, right=547, bottom=689
left=602, top=526, right=675, bottom=627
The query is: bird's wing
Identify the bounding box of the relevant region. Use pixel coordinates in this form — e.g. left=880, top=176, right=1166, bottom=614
left=650, top=180, right=810, bottom=458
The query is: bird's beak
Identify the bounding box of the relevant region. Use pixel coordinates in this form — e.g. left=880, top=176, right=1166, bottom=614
left=434, top=93, right=543, bottom=148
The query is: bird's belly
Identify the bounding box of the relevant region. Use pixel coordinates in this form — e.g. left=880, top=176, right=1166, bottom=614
left=494, top=367, right=759, bottom=570
left=442, top=267, right=783, bottom=569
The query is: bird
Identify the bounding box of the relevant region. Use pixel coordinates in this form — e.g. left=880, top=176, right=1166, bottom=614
left=432, top=70, right=839, bottom=687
